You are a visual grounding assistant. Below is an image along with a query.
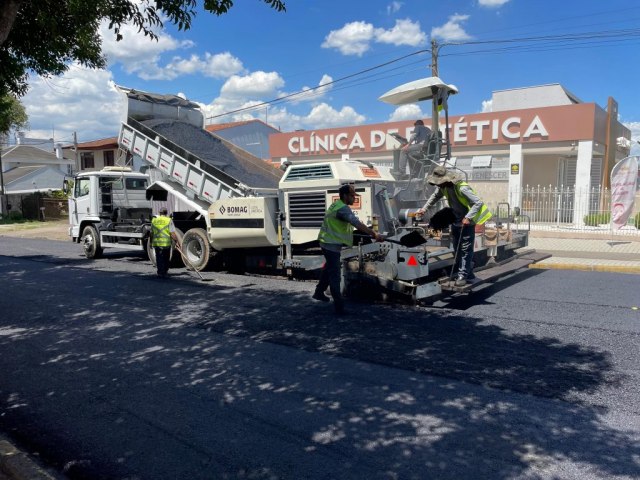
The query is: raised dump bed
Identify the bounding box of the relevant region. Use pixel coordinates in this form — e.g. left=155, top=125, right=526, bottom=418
left=119, top=117, right=282, bottom=204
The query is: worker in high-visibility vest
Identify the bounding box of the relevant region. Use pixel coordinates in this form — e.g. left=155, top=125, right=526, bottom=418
left=150, top=207, right=180, bottom=278
left=314, top=184, right=385, bottom=315
left=417, top=165, right=492, bottom=287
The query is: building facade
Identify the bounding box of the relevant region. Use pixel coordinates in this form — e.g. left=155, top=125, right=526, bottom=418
left=269, top=84, right=631, bottom=225
left=63, top=137, right=120, bottom=173
left=205, top=119, right=280, bottom=160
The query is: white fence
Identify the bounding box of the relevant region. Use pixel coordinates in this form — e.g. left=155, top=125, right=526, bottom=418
left=483, top=185, right=640, bottom=237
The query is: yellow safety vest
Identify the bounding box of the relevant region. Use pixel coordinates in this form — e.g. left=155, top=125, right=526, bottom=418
left=318, top=200, right=354, bottom=246
left=444, top=181, right=493, bottom=225
left=151, top=216, right=172, bottom=247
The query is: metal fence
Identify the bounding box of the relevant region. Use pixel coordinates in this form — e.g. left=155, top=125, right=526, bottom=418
left=485, top=185, right=640, bottom=237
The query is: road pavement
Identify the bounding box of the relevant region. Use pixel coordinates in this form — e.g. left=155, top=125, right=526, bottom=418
left=0, top=234, right=638, bottom=479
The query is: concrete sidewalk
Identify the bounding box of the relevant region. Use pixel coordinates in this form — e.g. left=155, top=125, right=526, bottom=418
left=528, top=234, right=640, bottom=274
left=0, top=434, right=63, bottom=480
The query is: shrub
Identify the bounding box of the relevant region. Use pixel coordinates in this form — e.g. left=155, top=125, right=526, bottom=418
left=585, top=211, right=640, bottom=228
left=583, top=212, right=610, bottom=226
left=0, top=211, right=25, bottom=224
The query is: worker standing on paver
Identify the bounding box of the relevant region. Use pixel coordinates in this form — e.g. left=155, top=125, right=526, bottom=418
left=151, top=207, right=180, bottom=278
left=417, top=166, right=492, bottom=286
left=396, top=119, right=431, bottom=178
left=313, top=184, right=385, bottom=315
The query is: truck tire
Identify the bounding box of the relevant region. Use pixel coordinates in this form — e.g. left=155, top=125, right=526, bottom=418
left=82, top=225, right=103, bottom=259
left=180, top=228, right=210, bottom=271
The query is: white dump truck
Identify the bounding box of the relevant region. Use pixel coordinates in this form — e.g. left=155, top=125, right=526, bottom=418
left=67, top=78, right=549, bottom=303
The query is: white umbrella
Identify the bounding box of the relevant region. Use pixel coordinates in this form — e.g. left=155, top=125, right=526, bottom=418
left=378, top=76, right=458, bottom=105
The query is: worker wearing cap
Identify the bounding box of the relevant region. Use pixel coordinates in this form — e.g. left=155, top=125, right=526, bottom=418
left=397, top=119, right=431, bottom=178
left=417, top=166, right=492, bottom=286
left=313, top=184, right=385, bottom=315
left=151, top=207, right=180, bottom=278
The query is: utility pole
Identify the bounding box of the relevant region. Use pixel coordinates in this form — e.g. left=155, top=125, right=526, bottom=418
left=431, top=39, right=440, bottom=134
left=0, top=135, right=5, bottom=216
left=73, top=131, right=79, bottom=173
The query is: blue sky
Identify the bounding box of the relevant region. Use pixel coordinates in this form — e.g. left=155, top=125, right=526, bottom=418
left=19, top=0, right=640, bottom=154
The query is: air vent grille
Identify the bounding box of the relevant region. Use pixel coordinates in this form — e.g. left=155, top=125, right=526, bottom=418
left=288, top=192, right=326, bottom=228
left=284, top=164, right=333, bottom=181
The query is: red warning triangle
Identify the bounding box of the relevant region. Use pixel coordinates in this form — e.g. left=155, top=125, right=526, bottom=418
left=407, top=255, right=418, bottom=266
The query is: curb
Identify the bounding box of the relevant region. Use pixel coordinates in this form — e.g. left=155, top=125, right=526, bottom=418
left=0, top=436, right=64, bottom=480
left=530, top=263, right=640, bottom=274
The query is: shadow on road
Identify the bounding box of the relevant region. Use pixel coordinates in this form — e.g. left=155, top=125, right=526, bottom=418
left=0, top=257, right=637, bottom=480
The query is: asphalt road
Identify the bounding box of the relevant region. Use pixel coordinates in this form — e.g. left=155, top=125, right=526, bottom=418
left=0, top=237, right=638, bottom=480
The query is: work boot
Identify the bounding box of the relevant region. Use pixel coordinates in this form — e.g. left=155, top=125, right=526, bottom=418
left=312, top=291, right=330, bottom=302
left=454, top=276, right=467, bottom=287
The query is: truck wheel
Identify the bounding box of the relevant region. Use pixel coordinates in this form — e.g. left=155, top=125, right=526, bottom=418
left=82, top=225, right=103, bottom=259
left=180, top=228, right=210, bottom=271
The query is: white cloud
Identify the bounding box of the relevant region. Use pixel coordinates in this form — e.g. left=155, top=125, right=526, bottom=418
left=478, top=0, right=510, bottom=7
left=22, top=65, right=123, bottom=143
left=204, top=100, right=366, bottom=133
left=322, top=21, right=376, bottom=56
left=304, top=103, right=366, bottom=129
left=388, top=104, right=426, bottom=122
left=203, top=71, right=362, bottom=132
left=375, top=19, right=427, bottom=47
left=100, top=22, right=193, bottom=80
left=387, top=2, right=403, bottom=14
left=481, top=99, right=493, bottom=112
left=101, top=22, right=244, bottom=81
left=297, top=74, right=334, bottom=104
left=165, top=52, right=245, bottom=79
left=322, top=19, right=426, bottom=56
left=236, top=103, right=364, bottom=132
left=220, top=71, right=285, bottom=99
left=624, top=121, right=640, bottom=155
left=431, top=14, right=472, bottom=42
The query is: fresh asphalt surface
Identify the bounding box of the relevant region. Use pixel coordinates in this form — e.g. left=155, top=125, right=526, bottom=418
left=0, top=237, right=638, bottom=480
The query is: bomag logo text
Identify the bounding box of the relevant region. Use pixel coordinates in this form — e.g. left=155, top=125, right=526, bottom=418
left=226, top=206, right=248, bottom=214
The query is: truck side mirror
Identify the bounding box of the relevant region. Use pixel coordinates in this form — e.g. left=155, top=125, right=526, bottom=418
left=63, top=179, right=69, bottom=195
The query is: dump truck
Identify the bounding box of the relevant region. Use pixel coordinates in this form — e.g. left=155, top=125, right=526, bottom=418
left=67, top=78, right=549, bottom=303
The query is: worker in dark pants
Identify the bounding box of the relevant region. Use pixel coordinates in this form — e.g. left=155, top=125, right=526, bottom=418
left=151, top=207, right=180, bottom=278
left=313, top=184, right=384, bottom=315
left=396, top=119, right=431, bottom=178
left=417, top=166, right=492, bottom=286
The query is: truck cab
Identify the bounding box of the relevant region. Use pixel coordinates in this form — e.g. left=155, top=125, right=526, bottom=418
left=68, top=167, right=152, bottom=258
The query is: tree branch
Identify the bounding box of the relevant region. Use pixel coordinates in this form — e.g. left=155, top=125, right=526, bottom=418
left=0, top=0, right=26, bottom=47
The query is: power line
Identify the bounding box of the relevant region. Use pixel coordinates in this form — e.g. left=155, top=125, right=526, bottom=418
left=470, top=6, right=640, bottom=37
left=205, top=50, right=428, bottom=121
left=208, top=25, right=640, bottom=122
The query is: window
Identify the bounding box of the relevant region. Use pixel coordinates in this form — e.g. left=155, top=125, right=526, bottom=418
left=104, top=150, right=115, bottom=167
left=126, top=178, right=148, bottom=190
left=81, top=152, right=95, bottom=169
left=75, top=178, right=90, bottom=197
